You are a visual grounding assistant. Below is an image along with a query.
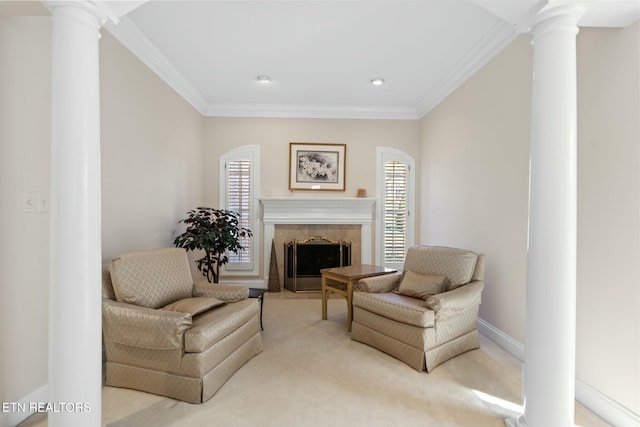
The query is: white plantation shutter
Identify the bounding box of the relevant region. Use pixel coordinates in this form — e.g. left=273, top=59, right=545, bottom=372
left=220, top=145, right=260, bottom=275
left=376, top=147, right=415, bottom=269
left=384, top=161, right=407, bottom=264
left=227, top=159, right=251, bottom=264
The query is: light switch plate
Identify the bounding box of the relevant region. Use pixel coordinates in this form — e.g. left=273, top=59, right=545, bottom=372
left=37, top=194, right=48, bottom=212
left=23, top=192, right=36, bottom=213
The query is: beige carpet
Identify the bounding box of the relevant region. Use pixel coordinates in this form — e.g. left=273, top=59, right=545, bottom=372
left=21, top=297, right=609, bottom=427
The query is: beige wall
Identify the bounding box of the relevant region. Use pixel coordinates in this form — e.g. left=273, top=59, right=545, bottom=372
left=576, top=23, right=639, bottom=415
left=203, top=117, right=420, bottom=203
left=0, top=14, right=51, bottom=407
left=420, top=35, right=532, bottom=343
left=100, top=32, right=205, bottom=263
left=420, top=25, right=639, bottom=414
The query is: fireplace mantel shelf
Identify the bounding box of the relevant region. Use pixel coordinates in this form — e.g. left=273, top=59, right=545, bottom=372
left=259, top=197, right=376, bottom=286
left=259, top=197, right=376, bottom=225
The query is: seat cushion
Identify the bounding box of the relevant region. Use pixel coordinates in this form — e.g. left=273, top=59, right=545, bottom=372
left=404, top=246, right=478, bottom=289
left=110, top=248, right=193, bottom=308
left=184, top=298, right=259, bottom=353
left=353, top=292, right=434, bottom=328
left=163, top=297, right=226, bottom=316
left=397, top=272, right=449, bottom=300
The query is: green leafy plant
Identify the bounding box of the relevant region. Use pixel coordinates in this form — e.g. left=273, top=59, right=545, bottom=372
left=174, top=207, right=253, bottom=283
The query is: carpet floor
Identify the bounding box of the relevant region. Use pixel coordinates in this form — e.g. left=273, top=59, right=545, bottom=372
left=20, top=296, right=609, bottom=427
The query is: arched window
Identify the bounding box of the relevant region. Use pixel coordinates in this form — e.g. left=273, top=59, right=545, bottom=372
left=376, top=147, right=415, bottom=269
left=219, top=145, right=260, bottom=275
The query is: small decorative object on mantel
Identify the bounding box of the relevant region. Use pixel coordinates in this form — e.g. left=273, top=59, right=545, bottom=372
left=289, top=142, right=346, bottom=191
left=173, top=207, right=252, bottom=283
left=357, top=188, right=366, bottom=198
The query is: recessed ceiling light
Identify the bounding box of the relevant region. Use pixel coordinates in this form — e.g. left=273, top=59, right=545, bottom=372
left=371, top=78, right=385, bottom=86
left=256, top=75, right=271, bottom=83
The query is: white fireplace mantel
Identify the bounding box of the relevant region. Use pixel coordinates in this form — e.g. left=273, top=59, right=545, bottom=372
left=259, top=197, right=376, bottom=286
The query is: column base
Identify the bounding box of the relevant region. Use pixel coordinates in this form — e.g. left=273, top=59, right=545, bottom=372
left=504, top=416, right=527, bottom=427
left=505, top=415, right=578, bottom=427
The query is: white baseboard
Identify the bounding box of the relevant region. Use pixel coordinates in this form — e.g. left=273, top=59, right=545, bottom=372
left=477, top=318, right=525, bottom=362
left=0, top=384, right=48, bottom=427
left=576, top=378, right=640, bottom=427
left=477, top=318, right=640, bottom=427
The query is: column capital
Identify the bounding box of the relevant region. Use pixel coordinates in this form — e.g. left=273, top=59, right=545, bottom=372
left=515, top=3, right=585, bottom=36
left=530, top=4, right=584, bottom=38
left=43, top=1, right=119, bottom=28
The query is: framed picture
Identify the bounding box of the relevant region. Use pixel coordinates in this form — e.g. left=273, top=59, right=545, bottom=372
left=289, top=143, right=346, bottom=191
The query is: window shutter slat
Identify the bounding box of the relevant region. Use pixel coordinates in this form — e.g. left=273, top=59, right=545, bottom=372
left=383, top=161, right=407, bottom=264
left=227, top=159, right=251, bottom=263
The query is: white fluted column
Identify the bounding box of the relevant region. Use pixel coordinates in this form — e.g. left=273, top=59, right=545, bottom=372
left=507, top=5, right=584, bottom=427
left=48, top=3, right=111, bottom=426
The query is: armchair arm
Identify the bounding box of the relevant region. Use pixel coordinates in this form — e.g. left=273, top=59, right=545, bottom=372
left=355, top=271, right=403, bottom=293
left=102, top=299, right=192, bottom=350
left=193, top=280, right=249, bottom=302
left=425, top=280, right=483, bottom=320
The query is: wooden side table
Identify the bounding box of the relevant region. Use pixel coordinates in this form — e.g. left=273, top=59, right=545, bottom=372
left=321, top=264, right=397, bottom=332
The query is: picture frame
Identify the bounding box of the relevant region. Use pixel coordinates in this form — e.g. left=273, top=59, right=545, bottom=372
left=289, top=143, right=346, bottom=191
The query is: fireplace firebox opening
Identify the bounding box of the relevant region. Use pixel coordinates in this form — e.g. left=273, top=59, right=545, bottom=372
left=284, top=236, right=351, bottom=292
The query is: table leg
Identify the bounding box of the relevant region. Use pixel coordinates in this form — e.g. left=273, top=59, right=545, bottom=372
left=259, top=294, right=264, bottom=330
left=321, top=273, right=328, bottom=320
left=347, top=279, right=353, bottom=332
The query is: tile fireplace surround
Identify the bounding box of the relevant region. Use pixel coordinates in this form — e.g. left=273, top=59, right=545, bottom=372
left=260, top=197, right=376, bottom=288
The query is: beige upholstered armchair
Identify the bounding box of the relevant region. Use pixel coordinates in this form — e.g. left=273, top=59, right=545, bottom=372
left=351, top=245, right=484, bottom=372
left=102, top=248, right=263, bottom=403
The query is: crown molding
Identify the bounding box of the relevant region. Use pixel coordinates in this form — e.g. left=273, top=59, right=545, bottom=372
left=104, top=16, right=208, bottom=115
left=205, top=103, right=419, bottom=120
left=106, top=15, right=518, bottom=121
left=415, top=20, right=518, bottom=118
left=103, top=0, right=147, bottom=19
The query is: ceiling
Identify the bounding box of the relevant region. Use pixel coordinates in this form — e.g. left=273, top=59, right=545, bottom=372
left=5, top=1, right=639, bottom=119
left=103, top=0, right=637, bottom=120
left=118, top=1, right=512, bottom=119
left=107, top=1, right=516, bottom=119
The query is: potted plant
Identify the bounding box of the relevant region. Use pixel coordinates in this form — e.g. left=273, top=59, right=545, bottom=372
left=174, top=207, right=253, bottom=283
